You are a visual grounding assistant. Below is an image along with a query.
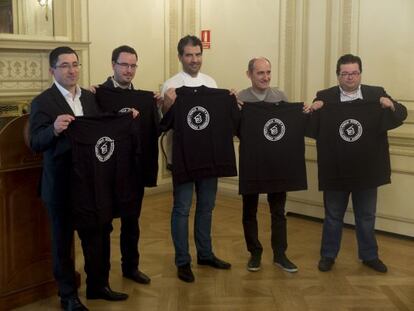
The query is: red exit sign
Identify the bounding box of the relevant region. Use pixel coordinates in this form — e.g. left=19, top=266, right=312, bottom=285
left=201, top=30, right=211, bottom=49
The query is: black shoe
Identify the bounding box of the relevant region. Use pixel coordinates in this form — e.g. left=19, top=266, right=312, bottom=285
left=123, top=269, right=151, bottom=284
left=274, top=254, right=298, bottom=273
left=362, top=258, right=388, bottom=273
left=86, top=286, right=128, bottom=301
left=177, top=264, right=195, bottom=283
left=60, top=296, right=89, bottom=311
left=197, top=255, right=231, bottom=269
left=247, top=254, right=261, bottom=272
left=318, top=257, right=335, bottom=272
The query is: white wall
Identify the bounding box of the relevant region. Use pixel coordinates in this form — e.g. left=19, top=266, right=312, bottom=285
left=88, top=0, right=165, bottom=91
left=358, top=0, right=414, bottom=110
left=199, top=0, right=282, bottom=91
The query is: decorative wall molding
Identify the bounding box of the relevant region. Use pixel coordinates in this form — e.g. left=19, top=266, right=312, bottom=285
left=0, top=46, right=90, bottom=99
left=324, top=0, right=333, bottom=86
left=280, top=0, right=295, bottom=99
left=340, top=0, right=353, bottom=53
left=0, top=1, right=91, bottom=100
left=279, top=0, right=309, bottom=101
left=166, top=0, right=198, bottom=81
left=167, top=0, right=180, bottom=79
left=0, top=52, right=49, bottom=97
left=182, top=0, right=197, bottom=35
left=323, top=0, right=360, bottom=87
left=403, top=109, right=414, bottom=124
left=287, top=196, right=414, bottom=237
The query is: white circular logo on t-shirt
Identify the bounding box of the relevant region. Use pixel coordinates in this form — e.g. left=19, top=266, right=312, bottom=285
left=95, top=136, right=115, bottom=162
left=339, top=119, right=363, bottom=142
left=119, top=107, right=132, bottom=114
left=187, top=106, right=210, bottom=130
left=263, top=118, right=286, bottom=141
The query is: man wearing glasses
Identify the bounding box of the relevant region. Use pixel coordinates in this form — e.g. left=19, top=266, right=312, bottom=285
left=30, top=46, right=128, bottom=311
left=94, top=45, right=154, bottom=285
left=309, top=54, right=407, bottom=273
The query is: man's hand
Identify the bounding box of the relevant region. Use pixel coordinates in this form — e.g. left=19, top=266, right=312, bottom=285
left=89, top=85, right=99, bottom=94
left=162, top=88, right=177, bottom=113
left=229, top=88, right=238, bottom=96
left=303, top=100, right=324, bottom=113
left=380, top=97, right=395, bottom=111
left=229, top=89, right=244, bottom=109
left=131, top=108, right=140, bottom=119
left=54, top=114, right=75, bottom=135
left=153, top=91, right=164, bottom=108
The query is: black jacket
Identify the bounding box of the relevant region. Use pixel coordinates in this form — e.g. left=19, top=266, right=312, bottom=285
left=29, top=84, right=99, bottom=204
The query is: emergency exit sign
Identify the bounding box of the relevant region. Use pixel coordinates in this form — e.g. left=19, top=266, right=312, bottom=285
left=201, top=30, right=211, bottom=49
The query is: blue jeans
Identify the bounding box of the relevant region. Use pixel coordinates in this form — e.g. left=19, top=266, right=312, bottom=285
left=171, top=178, right=217, bottom=267
left=321, top=188, right=379, bottom=261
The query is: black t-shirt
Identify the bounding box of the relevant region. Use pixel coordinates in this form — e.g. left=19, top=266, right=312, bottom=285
left=96, top=85, right=159, bottom=187
left=66, top=113, right=139, bottom=229
left=308, top=100, right=402, bottom=190
left=160, top=86, right=240, bottom=184
left=239, top=101, right=308, bottom=194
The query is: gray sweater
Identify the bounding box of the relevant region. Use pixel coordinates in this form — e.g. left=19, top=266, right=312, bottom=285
left=237, top=87, right=288, bottom=103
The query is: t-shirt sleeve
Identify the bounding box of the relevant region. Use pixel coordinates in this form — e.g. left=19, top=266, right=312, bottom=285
left=305, top=110, right=320, bottom=139
left=159, top=103, right=175, bottom=134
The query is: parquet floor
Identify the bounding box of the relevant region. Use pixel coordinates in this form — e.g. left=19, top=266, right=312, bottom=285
left=15, top=191, right=414, bottom=310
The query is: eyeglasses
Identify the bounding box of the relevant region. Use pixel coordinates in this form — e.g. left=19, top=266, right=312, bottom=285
left=54, top=62, right=81, bottom=70
left=115, top=62, right=138, bottom=69
left=339, top=71, right=360, bottom=78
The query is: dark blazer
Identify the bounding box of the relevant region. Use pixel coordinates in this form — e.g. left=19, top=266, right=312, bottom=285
left=314, top=84, right=407, bottom=121
left=29, top=84, right=99, bottom=205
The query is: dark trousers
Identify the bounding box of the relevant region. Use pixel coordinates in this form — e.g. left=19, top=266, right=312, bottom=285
left=321, top=188, right=378, bottom=260
left=46, top=203, right=110, bottom=298
left=120, top=186, right=145, bottom=273
left=78, top=223, right=112, bottom=291
left=242, top=192, right=287, bottom=257
left=46, top=203, right=77, bottom=299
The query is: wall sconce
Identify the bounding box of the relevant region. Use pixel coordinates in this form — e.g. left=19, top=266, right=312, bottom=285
left=37, top=0, right=48, bottom=7
left=37, top=0, right=49, bottom=21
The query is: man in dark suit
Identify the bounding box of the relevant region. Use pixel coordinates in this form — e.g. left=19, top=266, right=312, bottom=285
left=29, top=46, right=128, bottom=311
left=94, top=45, right=156, bottom=285
left=309, top=54, right=407, bottom=273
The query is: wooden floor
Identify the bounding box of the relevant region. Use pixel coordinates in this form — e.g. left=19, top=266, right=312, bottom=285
left=15, top=191, right=414, bottom=311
